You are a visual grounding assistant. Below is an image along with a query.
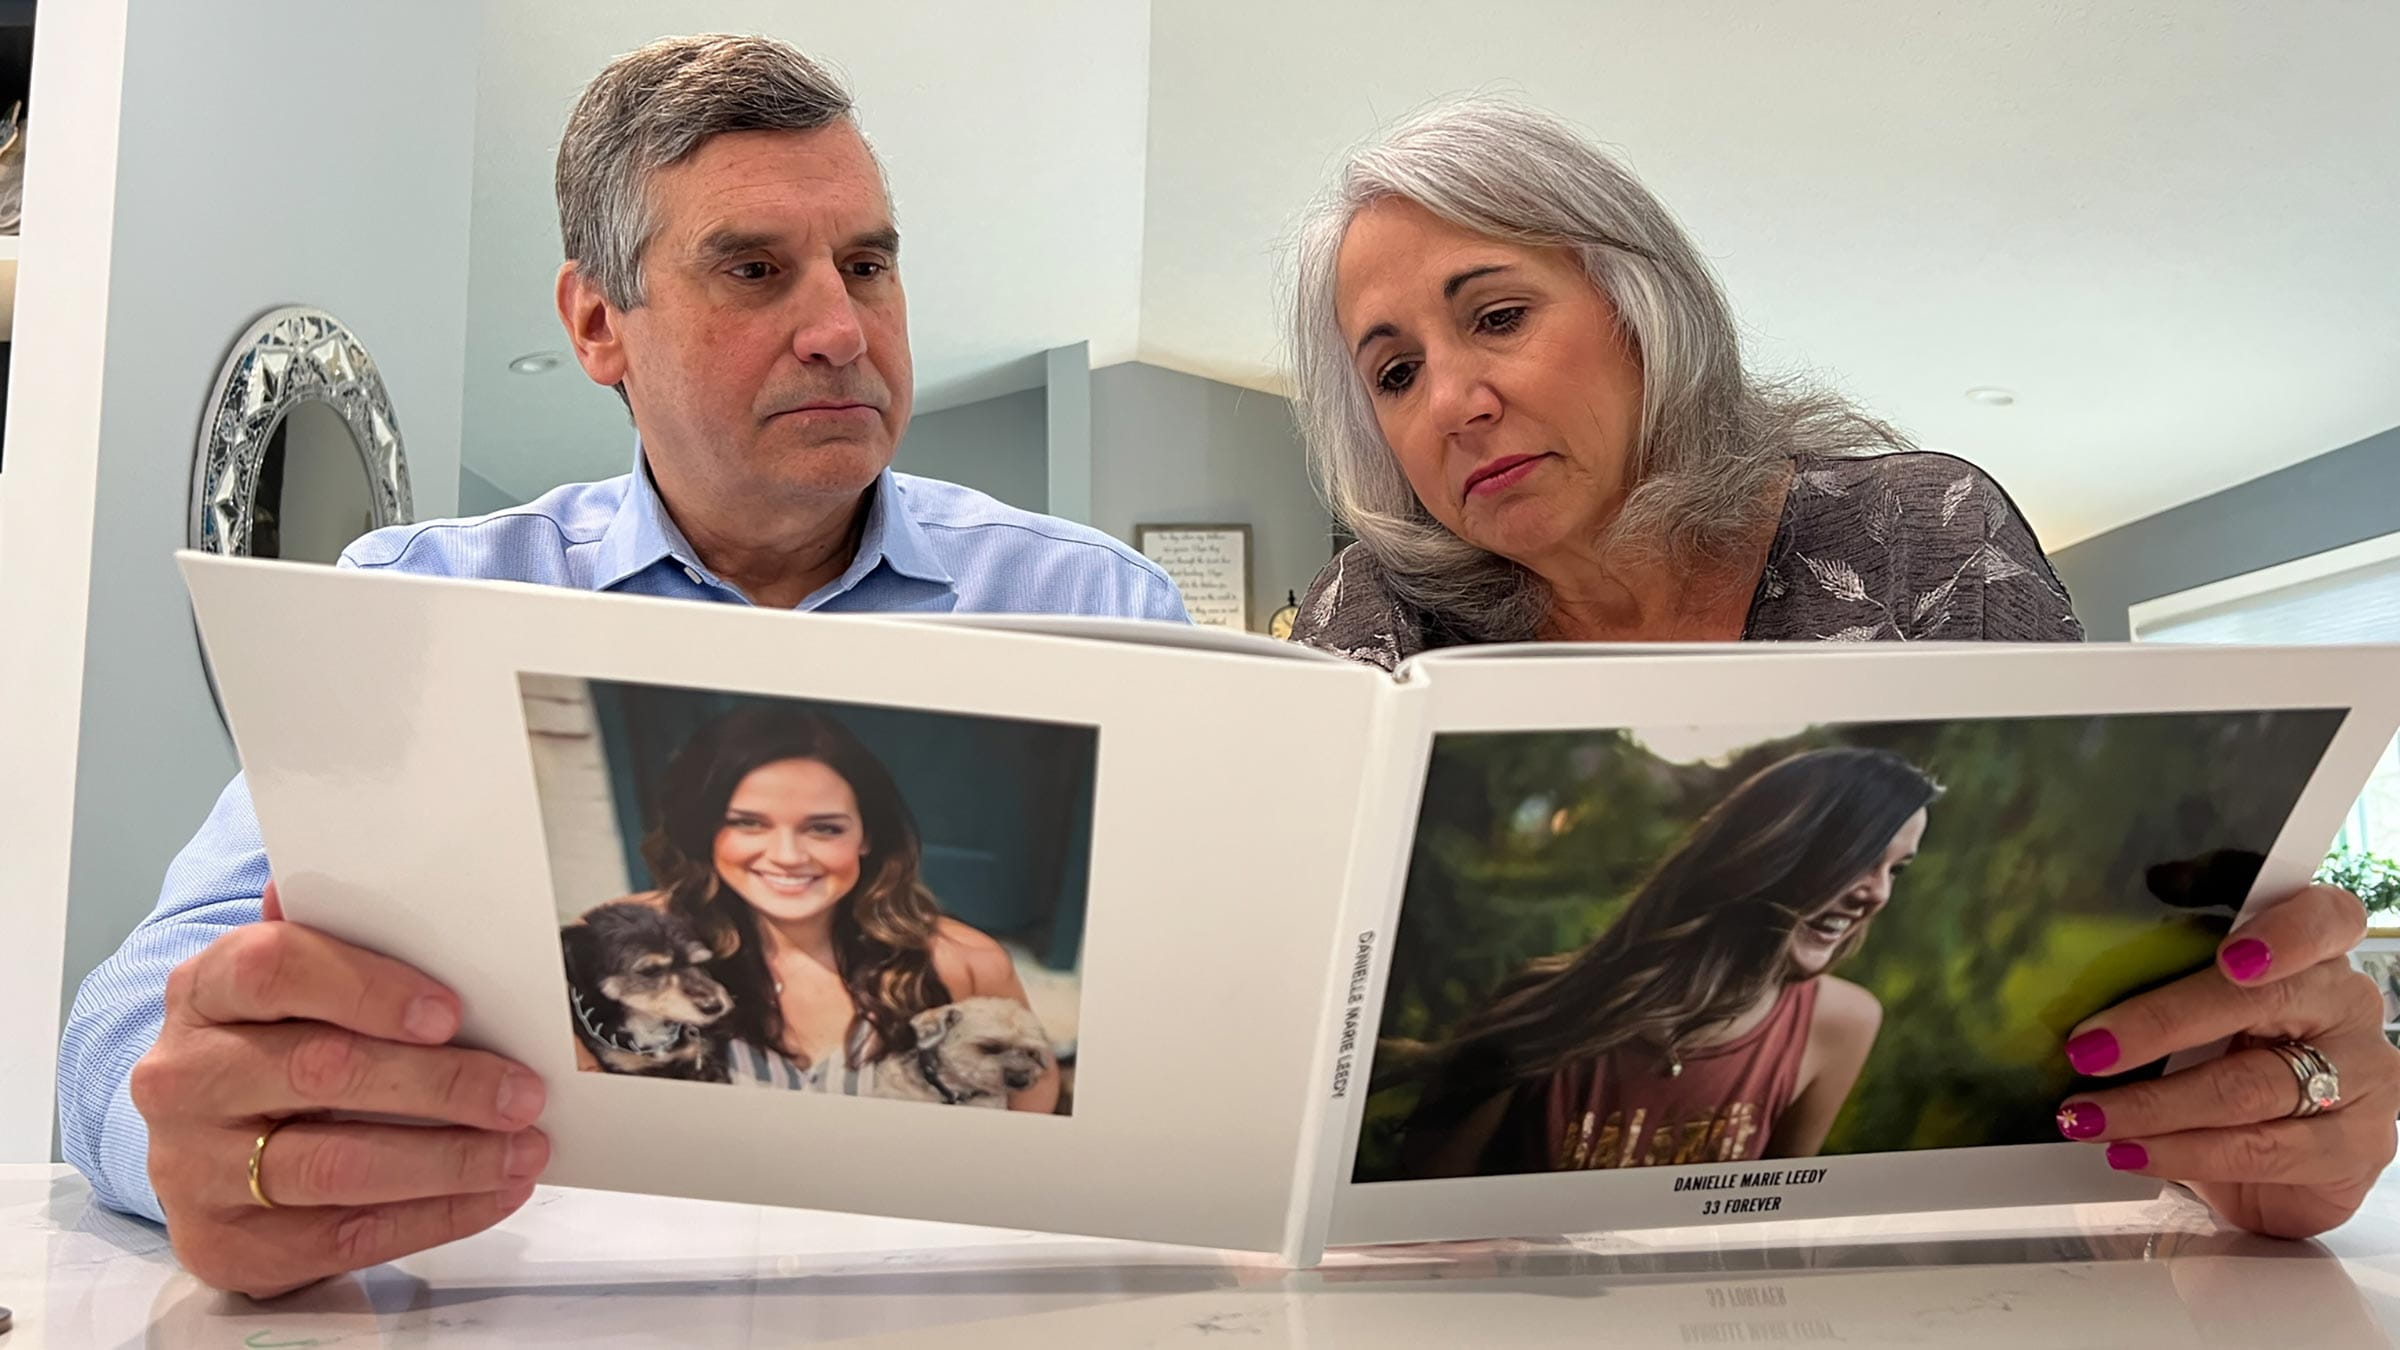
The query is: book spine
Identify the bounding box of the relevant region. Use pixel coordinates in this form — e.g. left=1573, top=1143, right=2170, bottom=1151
left=1278, top=672, right=1438, bottom=1267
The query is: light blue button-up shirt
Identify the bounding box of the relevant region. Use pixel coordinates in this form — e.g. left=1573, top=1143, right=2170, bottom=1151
left=58, top=463, right=1188, bottom=1222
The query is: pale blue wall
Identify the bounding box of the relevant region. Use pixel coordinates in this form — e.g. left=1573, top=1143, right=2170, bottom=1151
left=894, top=385, right=1049, bottom=512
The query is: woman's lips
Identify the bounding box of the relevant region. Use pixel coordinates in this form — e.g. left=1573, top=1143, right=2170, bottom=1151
left=1801, top=908, right=1874, bottom=942
left=752, top=871, right=821, bottom=894
left=1463, top=454, right=1549, bottom=498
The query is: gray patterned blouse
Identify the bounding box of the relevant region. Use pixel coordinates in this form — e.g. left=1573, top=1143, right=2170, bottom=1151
left=1290, top=452, right=2084, bottom=670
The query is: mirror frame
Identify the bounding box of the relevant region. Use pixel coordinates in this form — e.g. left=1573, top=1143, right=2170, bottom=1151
left=188, top=305, right=413, bottom=557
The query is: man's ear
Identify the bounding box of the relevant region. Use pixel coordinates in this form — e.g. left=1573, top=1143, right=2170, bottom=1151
left=556, top=261, right=630, bottom=391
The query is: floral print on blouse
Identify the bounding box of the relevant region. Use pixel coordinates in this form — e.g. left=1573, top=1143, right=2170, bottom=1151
left=1290, top=452, right=2084, bottom=670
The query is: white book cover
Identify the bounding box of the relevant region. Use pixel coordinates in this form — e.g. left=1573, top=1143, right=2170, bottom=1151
left=180, top=553, right=2400, bottom=1265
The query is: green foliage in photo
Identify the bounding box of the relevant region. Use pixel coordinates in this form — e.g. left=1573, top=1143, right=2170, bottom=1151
left=1356, top=711, right=2341, bottom=1181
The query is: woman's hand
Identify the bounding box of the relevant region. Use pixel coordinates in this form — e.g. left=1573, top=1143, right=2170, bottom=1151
left=2054, top=884, right=2399, bottom=1238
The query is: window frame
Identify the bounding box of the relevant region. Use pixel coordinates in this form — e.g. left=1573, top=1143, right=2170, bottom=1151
left=2127, top=529, right=2400, bottom=640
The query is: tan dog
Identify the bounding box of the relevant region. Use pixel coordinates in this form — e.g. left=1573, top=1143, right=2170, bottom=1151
left=874, top=997, right=1051, bottom=1109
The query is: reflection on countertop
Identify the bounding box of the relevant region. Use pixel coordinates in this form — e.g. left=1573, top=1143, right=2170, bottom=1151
left=5, top=1160, right=2397, bottom=1347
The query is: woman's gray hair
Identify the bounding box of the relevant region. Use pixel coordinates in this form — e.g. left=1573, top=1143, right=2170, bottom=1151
left=556, top=34, right=864, bottom=310
left=1289, top=96, right=1905, bottom=642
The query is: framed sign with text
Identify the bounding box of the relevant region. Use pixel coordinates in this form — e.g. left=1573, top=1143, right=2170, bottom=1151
left=1135, top=523, right=1252, bottom=631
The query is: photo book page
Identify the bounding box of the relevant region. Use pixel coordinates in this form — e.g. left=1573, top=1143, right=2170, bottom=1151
left=182, top=553, right=1392, bottom=1255
left=1309, top=642, right=2400, bottom=1258
left=181, top=555, right=2400, bottom=1265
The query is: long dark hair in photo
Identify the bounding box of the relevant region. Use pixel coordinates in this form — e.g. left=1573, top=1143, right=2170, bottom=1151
left=642, top=704, right=951, bottom=1067
left=1430, top=746, right=1940, bottom=1091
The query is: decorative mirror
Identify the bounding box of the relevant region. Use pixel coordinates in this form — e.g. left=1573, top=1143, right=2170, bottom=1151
left=189, top=307, right=413, bottom=734
left=189, top=306, right=412, bottom=562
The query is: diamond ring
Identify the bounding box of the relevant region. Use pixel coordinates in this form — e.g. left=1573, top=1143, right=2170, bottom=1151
left=2269, top=1041, right=2341, bottom=1118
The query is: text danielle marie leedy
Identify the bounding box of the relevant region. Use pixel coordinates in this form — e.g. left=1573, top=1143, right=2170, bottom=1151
left=1329, top=931, right=1377, bottom=1099
left=1672, top=1167, right=1829, bottom=1192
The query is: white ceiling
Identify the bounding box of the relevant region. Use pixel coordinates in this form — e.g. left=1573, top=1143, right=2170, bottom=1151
left=465, top=0, right=2400, bottom=547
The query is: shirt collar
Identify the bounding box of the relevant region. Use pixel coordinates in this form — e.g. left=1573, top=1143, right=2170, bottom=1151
left=593, top=447, right=703, bottom=592
left=595, top=447, right=955, bottom=599
left=853, top=468, right=954, bottom=589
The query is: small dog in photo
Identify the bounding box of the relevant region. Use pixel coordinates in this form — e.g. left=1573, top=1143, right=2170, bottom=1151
left=562, top=901, right=734, bottom=1082
left=874, top=997, right=1052, bottom=1108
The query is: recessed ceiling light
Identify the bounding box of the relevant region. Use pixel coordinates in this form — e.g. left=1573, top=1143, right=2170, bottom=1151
left=1964, top=386, right=2016, bottom=407
left=508, top=351, right=565, bottom=375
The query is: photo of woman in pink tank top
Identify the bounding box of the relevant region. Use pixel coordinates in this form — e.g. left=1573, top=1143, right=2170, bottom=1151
left=1355, top=709, right=2342, bottom=1189
left=1395, top=748, right=1940, bottom=1179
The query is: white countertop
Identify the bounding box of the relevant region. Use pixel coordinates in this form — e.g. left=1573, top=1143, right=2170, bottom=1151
left=6, top=1159, right=2400, bottom=1347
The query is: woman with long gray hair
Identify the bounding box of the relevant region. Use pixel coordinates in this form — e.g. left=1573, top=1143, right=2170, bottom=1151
left=1284, top=96, right=2396, bottom=1238
left=1286, top=97, right=2077, bottom=663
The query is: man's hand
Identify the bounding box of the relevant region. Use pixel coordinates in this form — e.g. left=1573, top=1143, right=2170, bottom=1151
left=131, top=882, right=551, bottom=1298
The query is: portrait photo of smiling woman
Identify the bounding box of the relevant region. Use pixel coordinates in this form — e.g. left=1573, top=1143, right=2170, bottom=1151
left=1352, top=709, right=2346, bottom=1184
left=525, top=675, right=1097, bottom=1115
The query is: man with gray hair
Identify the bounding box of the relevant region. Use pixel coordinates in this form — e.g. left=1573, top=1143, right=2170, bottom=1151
left=56, top=34, right=1185, bottom=1297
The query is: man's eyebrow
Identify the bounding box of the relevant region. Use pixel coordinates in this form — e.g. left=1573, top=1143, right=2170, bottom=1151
left=692, top=227, right=781, bottom=263
left=690, top=224, right=899, bottom=265
left=847, top=225, right=900, bottom=256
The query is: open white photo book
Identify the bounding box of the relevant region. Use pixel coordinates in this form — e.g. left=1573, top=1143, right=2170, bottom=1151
left=180, top=552, right=2400, bottom=1266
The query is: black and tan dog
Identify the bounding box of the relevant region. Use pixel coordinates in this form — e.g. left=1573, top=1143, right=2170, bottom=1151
left=561, top=901, right=734, bottom=1082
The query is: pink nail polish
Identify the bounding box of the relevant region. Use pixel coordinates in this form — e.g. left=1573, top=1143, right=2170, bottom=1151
left=2106, top=1141, right=2148, bottom=1171
left=2220, top=937, right=2272, bottom=983
left=2065, top=1029, right=2120, bottom=1075
left=2056, top=1102, right=2106, bottom=1140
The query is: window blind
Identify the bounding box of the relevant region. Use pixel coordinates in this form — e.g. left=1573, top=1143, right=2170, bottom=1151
left=2139, top=552, right=2400, bottom=645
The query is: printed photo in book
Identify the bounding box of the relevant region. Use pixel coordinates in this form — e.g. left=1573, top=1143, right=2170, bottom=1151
left=1352, top=709, right=2344, bottom=1184
left=521, top=673, right=1096, bottom=1115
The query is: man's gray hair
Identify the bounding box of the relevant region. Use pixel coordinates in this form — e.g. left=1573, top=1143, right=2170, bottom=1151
left=1288, top=96, right=1905, bottom=642
left=557, top=33, right=861, bottom=310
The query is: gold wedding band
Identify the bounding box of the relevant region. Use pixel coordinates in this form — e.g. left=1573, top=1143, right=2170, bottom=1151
left=247, top=1118, right=291, bottom=1209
